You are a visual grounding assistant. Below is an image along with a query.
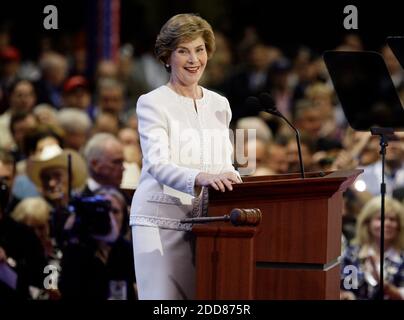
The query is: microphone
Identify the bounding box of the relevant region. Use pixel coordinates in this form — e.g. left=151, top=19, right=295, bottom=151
left=244, top=96, right=263, bottom=116
left=180, top=208, right=262, bottom=226
left=258, top=92, right=305, bottom=179
left=258, top=92, right=281, bottom=116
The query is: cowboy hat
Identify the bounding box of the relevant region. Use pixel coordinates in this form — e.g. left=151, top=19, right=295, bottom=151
left=27, top=144, right=87, bottom=189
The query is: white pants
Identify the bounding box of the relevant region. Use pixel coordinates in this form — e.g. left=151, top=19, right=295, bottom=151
left=132, top=225, right=196, bottom=300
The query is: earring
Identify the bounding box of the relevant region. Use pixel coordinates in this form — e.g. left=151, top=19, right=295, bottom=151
left=165, top=64, right=170, bottom=68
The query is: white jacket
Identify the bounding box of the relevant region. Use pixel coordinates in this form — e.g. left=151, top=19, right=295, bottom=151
left=129, top=85, right=237, bottom=230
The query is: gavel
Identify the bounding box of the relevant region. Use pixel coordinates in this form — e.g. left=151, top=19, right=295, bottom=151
left=180, top=208, right=262, bottom=226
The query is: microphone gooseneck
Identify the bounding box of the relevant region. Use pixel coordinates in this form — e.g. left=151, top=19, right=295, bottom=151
left=258, top=93, right=305, bottom=179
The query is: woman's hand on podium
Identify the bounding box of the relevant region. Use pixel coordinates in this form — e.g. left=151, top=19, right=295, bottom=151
left=195, top=172, right=242, bottom=192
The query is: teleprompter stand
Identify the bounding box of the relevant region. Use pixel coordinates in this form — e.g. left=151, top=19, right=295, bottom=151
left=324, top=50, right=404, bottom=300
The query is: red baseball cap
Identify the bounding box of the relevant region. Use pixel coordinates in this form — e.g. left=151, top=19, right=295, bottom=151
left=0, top=46, right=21, bottom=62
left=63, top=75, right=89, bottom=93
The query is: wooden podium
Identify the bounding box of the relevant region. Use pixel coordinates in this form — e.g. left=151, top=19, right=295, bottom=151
left=193, top=169, right=362, bottom=300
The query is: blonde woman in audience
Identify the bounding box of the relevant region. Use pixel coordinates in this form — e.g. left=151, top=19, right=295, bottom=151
left=11, top=197, right=55, bottom=258
left=340, top=196, right=404, bottom=300
left=11, top=196, right=62, bottom=299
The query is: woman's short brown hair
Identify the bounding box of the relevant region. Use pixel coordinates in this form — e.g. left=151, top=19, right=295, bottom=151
left=155, top=13, right=216, bottom=72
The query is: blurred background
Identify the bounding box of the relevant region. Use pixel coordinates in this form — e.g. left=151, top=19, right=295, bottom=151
left=2, top=0, right=403, bottom=63
left=1, top=0, right=404, bottom=301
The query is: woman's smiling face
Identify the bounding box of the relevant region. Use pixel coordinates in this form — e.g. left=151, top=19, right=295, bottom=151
left=168, top=36, right=208, bottom=87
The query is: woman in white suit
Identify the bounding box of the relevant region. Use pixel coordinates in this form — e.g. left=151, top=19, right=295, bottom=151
left=130, top=13, right=242, bottom=300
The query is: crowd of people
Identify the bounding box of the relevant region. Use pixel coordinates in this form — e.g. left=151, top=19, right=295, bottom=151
left=1, top=19, right=404, bottom=299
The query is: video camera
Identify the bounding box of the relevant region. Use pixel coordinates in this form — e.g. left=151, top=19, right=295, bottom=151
left=67, top=195, right=112, bottom=239
left=63, top=153, right=114, bottom=241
